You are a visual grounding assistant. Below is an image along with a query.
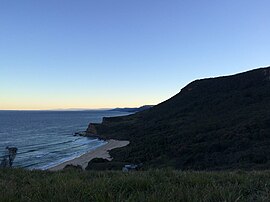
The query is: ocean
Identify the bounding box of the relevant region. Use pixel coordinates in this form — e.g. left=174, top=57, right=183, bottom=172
left=0, top=110, right=130, bottom=170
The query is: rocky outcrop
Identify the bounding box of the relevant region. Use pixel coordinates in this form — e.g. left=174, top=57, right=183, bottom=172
left=74, top=131, right=86, bottom=136
left=85, top=123, right=105, bottom=140
left=86, top=123, right=97, bottom=135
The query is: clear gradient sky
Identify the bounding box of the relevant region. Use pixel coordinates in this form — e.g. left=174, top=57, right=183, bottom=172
left=0, top=0, right=269, bottom=110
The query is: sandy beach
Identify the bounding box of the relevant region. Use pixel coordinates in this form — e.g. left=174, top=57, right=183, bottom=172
left=49, top=139, right=129, bottom=171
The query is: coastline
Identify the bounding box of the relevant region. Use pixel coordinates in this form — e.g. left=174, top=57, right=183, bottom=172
left=48, top=139, right=129, bottom=171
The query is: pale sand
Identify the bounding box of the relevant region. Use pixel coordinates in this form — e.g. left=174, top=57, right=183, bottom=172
left=48, top=139, right=129, bottom=171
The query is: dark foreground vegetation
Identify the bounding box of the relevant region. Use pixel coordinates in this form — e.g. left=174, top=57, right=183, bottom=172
left=90, top=66, right=270, bottom=170
left=1, top=168, right=270, bottom=201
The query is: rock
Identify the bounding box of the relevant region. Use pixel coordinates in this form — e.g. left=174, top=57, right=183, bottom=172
left=74, top=131, right=86, bottom=136
left=84, top=123, right=106, bottom=140
left=86, top=123, right=98, bottom=135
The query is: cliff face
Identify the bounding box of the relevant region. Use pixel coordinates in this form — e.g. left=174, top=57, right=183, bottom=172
left=85, top=123, right=107, bottom=140
left=86, top=123, right=97, bottom=135
left=92, top=66, right=270, bottom=170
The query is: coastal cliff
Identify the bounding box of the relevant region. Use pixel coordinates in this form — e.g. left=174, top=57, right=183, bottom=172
left=88, top=66, right=270, bottom=170
left=85, top=123, right=105, bottom=140
left=86, top=123, right=97, bottom=135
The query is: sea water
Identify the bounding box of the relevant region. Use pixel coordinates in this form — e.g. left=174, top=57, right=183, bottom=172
left=0, top=110, right=130, bottom=169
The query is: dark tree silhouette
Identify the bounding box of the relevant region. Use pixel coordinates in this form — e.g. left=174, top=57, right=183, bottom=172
left=0, top=147, right=18, bottom=168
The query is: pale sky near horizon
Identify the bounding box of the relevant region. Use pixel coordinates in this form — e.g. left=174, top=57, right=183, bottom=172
left=1, top=0, right=270, bottom=110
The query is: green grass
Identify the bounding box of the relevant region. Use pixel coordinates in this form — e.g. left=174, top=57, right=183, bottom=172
left=1, top=169, right=270, bottom=201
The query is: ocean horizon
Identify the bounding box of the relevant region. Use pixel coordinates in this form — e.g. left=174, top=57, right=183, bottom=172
left=0, top=110, right=131, bottom=170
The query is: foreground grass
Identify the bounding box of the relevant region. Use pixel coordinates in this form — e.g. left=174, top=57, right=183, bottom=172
left=1, top=169, right=270, bottom=201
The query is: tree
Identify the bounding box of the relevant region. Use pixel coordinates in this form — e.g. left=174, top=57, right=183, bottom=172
left=0, top=147, right=18, bottom=168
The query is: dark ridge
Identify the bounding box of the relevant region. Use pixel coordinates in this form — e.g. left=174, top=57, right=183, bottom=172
left=90, top=66, right=270, bottom=170
left=109, top=105, right=154, bottom=113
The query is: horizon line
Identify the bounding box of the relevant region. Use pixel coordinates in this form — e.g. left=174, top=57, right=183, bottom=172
left=0, top=108, right=113, bottom=111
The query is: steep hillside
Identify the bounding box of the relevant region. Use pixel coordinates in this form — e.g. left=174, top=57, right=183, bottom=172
left=90, top=66, right=270, bottom=170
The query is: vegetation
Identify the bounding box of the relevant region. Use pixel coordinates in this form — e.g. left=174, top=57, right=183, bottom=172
left=85, top=158, right=126, bottom=170
left=1, top=168, right=270, bottom=201
left=0, top=147, right=18, bottom=168
left=91, top=66, right=270, bottom=170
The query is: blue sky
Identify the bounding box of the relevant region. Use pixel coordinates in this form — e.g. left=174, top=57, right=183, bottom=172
left=0, top=0, right=269, bottom=109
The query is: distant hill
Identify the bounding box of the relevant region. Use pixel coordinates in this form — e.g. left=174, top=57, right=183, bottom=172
left=90, top=66, right=270, bottom=170
left=109, top=105, right=154, bottom=113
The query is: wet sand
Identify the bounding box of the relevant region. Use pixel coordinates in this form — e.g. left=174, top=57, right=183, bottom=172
left=49, top=139, right=129, bottom=171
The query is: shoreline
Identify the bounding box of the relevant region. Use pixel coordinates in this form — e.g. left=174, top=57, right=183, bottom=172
left=48, top=139, right=129, bottom=171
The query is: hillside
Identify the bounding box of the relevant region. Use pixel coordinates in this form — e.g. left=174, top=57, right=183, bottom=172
left=89, top=66, right=270, bottom=170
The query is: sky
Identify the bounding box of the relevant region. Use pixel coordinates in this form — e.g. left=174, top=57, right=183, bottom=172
left=0, top=0, right=270, bottom=110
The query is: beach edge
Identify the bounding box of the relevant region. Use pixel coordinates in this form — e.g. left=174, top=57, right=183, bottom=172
left=48, top=139, right=129, bottom=171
